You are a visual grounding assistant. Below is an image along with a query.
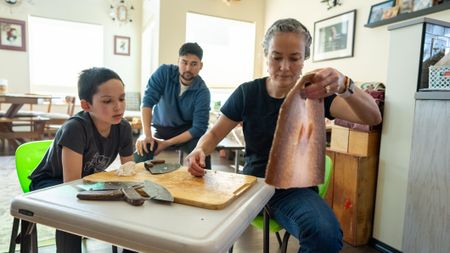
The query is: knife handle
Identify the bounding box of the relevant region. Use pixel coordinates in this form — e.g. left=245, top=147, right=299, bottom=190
left=77, top=189, right=124, bottom=201
left=150, top=159, right=165, bottom=164
left=144, top=161, right=154, bottom=171
left=121, top=187, right=145, bottom=206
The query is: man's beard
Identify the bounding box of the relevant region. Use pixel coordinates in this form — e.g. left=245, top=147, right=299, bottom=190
left=181, top=72, right=194, bottom=82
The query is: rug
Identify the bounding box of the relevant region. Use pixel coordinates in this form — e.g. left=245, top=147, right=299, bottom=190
left=0, top=156, right=55, bottom=253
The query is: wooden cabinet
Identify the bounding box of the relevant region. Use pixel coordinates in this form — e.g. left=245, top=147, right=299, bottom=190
left=325, top=138, right=379, bottom=246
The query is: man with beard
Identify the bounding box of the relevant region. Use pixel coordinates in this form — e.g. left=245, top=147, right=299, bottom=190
left=136, top=42, right=211, bottom=168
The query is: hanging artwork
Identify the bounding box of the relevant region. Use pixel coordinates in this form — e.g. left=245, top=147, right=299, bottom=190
left=114, top=35, right=130, bottom=56
left=313, top=10, right=356, bottom=62
left=0, top=17, right=26, bottom=51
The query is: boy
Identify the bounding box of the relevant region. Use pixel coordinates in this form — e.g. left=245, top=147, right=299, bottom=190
left=29, top=67, right=134, bottom=252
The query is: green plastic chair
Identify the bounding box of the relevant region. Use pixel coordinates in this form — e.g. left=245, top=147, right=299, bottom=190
left=9, top=140, right=52, bottom=253
left=250, top=155, right=333, bottom=253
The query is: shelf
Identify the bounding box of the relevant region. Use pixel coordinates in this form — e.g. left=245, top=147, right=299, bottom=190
left=364, top=2, right=450, bottom=28
left=415, top=91, right=450, bottom=100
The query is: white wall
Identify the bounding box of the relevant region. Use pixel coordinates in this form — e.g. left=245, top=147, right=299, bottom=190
left=156, top=0, right=265, bottom=82
left=265, top=0, right=450, bottom=250
left=0, top=0, right=142, bottom=94
left=264, top=0, right=391, bottom=83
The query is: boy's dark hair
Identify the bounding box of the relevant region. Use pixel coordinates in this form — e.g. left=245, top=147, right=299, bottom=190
left=179, top=42, right=203, bottom=60
left=78, top=67, right=123, bottom=104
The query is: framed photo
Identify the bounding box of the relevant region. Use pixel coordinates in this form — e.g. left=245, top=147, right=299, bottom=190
left=382, top=6, right=400, bottom=19
left=0, top=18, right=26, bottom=51
left=399, top=0, right=414, bottom=13
left=368, top=0, right=395, bottom=24
left=413, top=0, right=433, bottom=11
left=313, top=10, right=356, bottom=62
left=114, top=35, right=130, bottom=56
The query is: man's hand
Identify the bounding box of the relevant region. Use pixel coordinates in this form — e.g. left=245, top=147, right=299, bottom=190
left=135, top=135, right=155, bottom=156
left=153, top=139, right=172, bottom=156
left=186, top=148, right=207, bottom=177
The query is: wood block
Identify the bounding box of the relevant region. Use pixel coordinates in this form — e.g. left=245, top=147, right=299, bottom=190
left=330, top=125, right=349, bottom=153
left=348, top=130, right=380, bottom=156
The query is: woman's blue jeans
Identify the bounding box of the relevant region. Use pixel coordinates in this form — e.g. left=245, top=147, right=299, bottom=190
left=267, top=187, right=343, bottom=253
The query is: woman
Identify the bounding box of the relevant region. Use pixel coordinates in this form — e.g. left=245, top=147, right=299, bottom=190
left=186, top=18, right=381, bottom=252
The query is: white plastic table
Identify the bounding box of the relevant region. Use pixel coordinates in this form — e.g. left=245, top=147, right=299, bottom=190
left=10, top=177, right=274, bottom=253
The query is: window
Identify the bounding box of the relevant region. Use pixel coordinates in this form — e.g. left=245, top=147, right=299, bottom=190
left=186, top=13, right=255, bottom=88
left=28, top=16, right=103, bottom=95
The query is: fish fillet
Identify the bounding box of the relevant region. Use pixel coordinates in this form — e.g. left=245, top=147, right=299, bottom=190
left=265, top=74, right=325, bottom=188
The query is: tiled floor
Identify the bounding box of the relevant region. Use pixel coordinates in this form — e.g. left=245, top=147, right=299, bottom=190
left=1, top=149, right=380, bottom=253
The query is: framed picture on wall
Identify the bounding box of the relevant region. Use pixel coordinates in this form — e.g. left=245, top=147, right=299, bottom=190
left=413, top=0, right=433, bottom=11
left=399, top=0, right=414, bottom=13
left=114, top=35, right=130, bottom=56
left=313, top=10, right=356, bottom=62
left=0, top=18, right=26, bottom=51
left=367, top=0, right=395, bottom=24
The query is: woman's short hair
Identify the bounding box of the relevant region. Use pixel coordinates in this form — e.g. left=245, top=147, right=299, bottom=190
left=262, top=18, right=312, bottom=59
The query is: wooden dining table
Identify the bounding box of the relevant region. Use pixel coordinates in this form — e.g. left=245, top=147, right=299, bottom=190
left=0, top=93, right=53, bottom=151
left=0, top=93, right=52, bottom=118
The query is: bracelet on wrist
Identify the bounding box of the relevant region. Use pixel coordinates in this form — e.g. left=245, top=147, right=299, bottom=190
left=336, top=76, right=354, bottom=98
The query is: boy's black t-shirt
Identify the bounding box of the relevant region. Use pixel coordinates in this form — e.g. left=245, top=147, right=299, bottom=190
left=29, top=111, right=134, bottom=182
left=220, top=77, right=335, bottom=178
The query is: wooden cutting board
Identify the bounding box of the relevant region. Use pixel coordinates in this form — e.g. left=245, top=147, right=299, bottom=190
left=83, top=165, right=257, bottom=210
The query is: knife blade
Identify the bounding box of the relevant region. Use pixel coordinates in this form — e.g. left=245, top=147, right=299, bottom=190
left=142, top=180, right=174, bottom=202
left=75, top=181, right=143, bottom=191
left=147, top=163, right=181, bottom=175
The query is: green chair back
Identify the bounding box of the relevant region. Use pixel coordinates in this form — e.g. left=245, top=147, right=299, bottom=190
left=15, top=140, right=52, bottom=193
left=251, top=155, right=333, bottom=231
left=318, top=155, right=333, bottom=198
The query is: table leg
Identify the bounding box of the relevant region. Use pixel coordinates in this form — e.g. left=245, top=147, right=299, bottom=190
left=35, top=120, right=47, bottom=140
left=178, top=150, right=184, bottom=165
left=263, top=206, right=270, bottom=253
left=19, top=220, right=34, bottom=253
left=234, top=149, right=240, bottom=173
left=5, top=104, right=23, bottom=118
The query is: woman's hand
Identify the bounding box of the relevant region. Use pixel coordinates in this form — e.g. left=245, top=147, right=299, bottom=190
left=299, top=68, right=345, bottom=99
left=186, top=148, right=207, bottom=177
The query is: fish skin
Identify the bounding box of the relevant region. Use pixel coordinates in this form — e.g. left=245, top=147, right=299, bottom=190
left=265, top=73, right=325, bottom=188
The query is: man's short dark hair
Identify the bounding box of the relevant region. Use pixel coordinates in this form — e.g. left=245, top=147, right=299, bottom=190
left=78, top=67, right=123, bottom=104
left=179, top=42, right=203, bottom=60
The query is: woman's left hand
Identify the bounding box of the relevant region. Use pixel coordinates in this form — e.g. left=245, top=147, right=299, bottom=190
left=299, top=68, right=345, bottom=99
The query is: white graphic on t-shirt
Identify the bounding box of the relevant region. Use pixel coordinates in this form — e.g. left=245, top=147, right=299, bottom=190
left=84, top=153, right=110, bottom=174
